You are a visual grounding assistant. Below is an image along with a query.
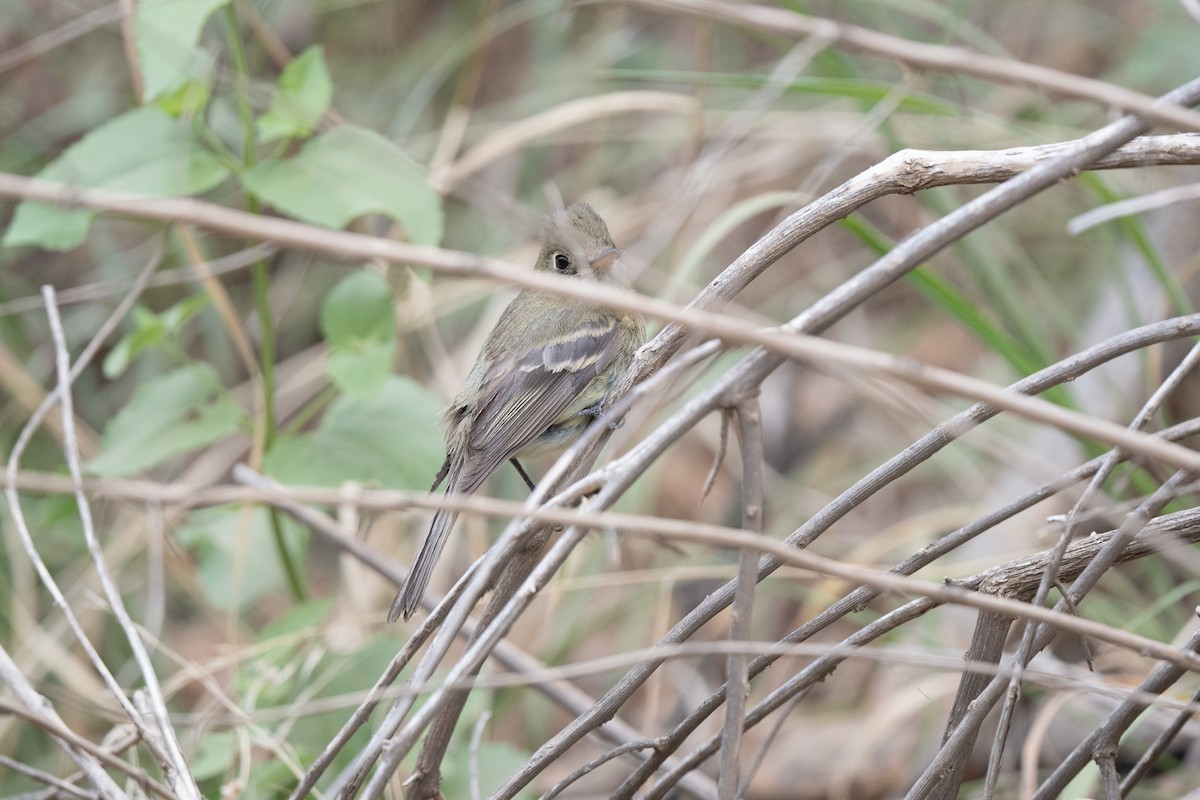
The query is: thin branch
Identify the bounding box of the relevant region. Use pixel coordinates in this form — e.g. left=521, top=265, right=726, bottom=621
left=1119, top=682, right=1200, bottom=795
left=606, top=416, right=1200, bottom=797
left=1031, top=626, right=1200, bottom=800
left=717, top=394, right=764, bottom=798
left=116, top=0, right=142, bottom=99
left=620, top=0, right=1200, bottom=132
left=1068, top=182, right=1200, bottom=233
left=88, top=468, right=1200, bottom=674
left=334, top=347, right=732, bottom=800
left=931, top=608, right=1017, bottom=800
left=0, top=649, right=125, bottom=798
left=1097, top=746, right=1122, bottom=800
left=154, top=641, right=1200, bottom=716
left=909, top=473, right=1197, bottom=799
left=434, top=91, right=700, bottom=192
left=0, top=3, right=124, bottom=74
left=495, top=68, right=1200, bottom=792
left=2, top=246, right=177, bottom=777
left=701, top=406, right=732, bottom=500
left=638, top=598, right=941, bottom=800
left=42, top=286, right=201, bottom=800
left=981, top=338, right=1200, bottom=799
left=541, top=740, right=662, bottom=800
left=178, top=227, right=266, bottom=466
left=468, top=710, right=491, bottom=800
left=0, top=134, right=1196, bottom=349
left=0, top=244, right=274, bottom=318
left=228, top=466, right=714, bottom=800
left=501, top=82, right=1200, bottom=786
left=0, top=753, right=97, bottom=800
left=640, top=499, right=1200, bottom=799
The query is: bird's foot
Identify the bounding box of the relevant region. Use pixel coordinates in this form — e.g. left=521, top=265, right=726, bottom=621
left=583, top=403, right=624, bottom=430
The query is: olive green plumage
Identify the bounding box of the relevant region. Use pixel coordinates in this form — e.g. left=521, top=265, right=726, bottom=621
left=390, top=203, right=644, bottom=622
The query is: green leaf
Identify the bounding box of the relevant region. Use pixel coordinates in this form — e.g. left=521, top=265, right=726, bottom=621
left=257, top=45, right=333, bottom=143
left=259, top=598, right=336, bottom=641
left=191, top=732, right=235, bottom=781
left=264, top=376, right=443, bottom=490
left=241, top=125, right=443, bottom=245
left=103, top=295, right=210, bottom=378
left=136, top=0, right=229, bottom=101
left=320, top=270, right=396, bottom=345
left=103, top=307, right=166, bottom=379
left=88, top=363, right=245, bottom=476
left=319, top=270, right=397, bottom=397
left=327, top=341, right=395, bottom=399
left=4, top=107, right=229, bottom=251
left=155, top=78, right=211, bottom=117
left=161, top=293, right=210, bottom=330
left=177, top=505, right=308, bottom=610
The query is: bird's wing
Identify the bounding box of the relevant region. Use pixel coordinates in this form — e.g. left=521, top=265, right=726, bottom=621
left=460, top=313, right=621, bottom=489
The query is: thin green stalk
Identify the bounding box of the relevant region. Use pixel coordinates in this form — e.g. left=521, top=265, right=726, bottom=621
left=280, top=384, right=339, bottom=437
left=223, top=5, right=306, bottom=601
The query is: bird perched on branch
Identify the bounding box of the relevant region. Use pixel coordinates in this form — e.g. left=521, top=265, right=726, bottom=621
left=390, top=203, right=644, bottom=622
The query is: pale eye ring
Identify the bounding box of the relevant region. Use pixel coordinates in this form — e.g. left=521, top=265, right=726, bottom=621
left=553, top=253, right=571, bottom=271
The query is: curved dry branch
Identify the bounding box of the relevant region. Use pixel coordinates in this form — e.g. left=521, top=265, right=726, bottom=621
left=488, top=74, right=1200, bottom=798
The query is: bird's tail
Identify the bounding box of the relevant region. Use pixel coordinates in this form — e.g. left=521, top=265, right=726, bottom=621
left=389, top=458, right=463, bottom=622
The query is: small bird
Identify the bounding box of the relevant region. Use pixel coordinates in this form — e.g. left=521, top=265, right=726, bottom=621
left=390, top=203, right=644, bottom=622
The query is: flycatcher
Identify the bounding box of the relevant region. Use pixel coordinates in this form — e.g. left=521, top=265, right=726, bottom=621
left=390, top=203, right=644, bottom=622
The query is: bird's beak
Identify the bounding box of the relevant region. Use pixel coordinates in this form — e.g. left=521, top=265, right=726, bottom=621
left=589, top=247, right=620, bottom=270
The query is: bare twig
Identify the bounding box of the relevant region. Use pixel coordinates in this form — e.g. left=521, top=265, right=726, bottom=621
left=42, top=285, right=201, bottom=800
left=2, top=247, right=177, bottom=780
left=607, top=414, right=1200, bottom=797
left=0, top=3, right=123, bottom=75
left=0, top=648, right=125, bottom=798
left=1068, top=182, right=1200, bottom=233
left=468, top=709, right=491, bottom=800
left=116, top=0, right=142, bottom=99
left=1119, top=681, right=1200, bottom=795
left=701, top=407, right=732, bottom=501
left=2, top=134, right=1200, bottom=369
left=620, top=0, right=1200, bottom=132
left=1031, top=626, right=1200, bottom=800
left=717, top=394, right=764, bottom=798
left=496, top=70, right=1200, bottom=794
left=0, top=244, right=274, bottom=318
left=434, top=92, right=700, bottom=192
left=0, top=702, right=166, bottom=800
left=980, top=338, right=1200, bottom=798
left=910, top=473, right=1198, bottom=799
left=178, top=227, right=265, bottom=463
left=640, top=501, right=1200, bottom=799
left=541, top=740, right=662, bottom=800
left=0, top=752, right=97, bottom=799
left=227, top=466, right=719, bottom=800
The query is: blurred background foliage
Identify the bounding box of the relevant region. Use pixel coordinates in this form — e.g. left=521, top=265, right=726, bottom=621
left=2, top=0, right=1200, bottom=797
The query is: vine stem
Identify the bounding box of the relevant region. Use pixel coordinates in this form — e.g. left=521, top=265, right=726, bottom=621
left=222, top=5, right=306, bottom=601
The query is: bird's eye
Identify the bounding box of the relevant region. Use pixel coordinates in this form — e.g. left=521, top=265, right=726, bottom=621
left=553, top=253, right=571, bottom=272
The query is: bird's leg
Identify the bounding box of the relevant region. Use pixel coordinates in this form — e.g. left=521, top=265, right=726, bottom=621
left=509, top=458, right=537, bottom=491
left=582, top=402, right=624, bottom=430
